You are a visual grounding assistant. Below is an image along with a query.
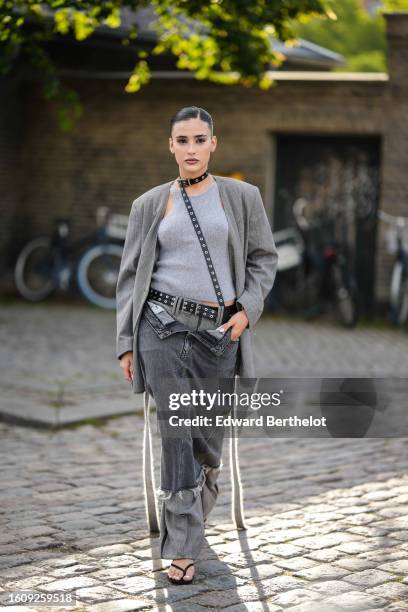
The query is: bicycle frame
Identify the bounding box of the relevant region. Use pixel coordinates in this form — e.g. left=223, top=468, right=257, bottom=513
left=378, top=210, right=408, bottom=325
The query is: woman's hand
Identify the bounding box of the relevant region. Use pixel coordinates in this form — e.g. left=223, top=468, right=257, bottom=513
left=120, top=351, right=134, bottom=383
left=217, top=310, right=249, bottom=341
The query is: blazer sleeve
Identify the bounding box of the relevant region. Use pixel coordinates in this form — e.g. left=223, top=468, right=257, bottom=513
left=236, top=186, right=279, bottom=329
left=116, top=196, right=144, bottom=360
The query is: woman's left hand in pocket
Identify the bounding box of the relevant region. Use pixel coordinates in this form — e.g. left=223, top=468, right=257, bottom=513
left=217, top=311, right=249, bottom=341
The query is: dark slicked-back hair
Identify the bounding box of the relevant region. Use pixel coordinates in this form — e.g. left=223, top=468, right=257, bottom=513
left=170, top=106, right=214, bottom=137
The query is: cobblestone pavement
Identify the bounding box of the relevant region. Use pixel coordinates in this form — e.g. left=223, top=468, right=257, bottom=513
left=0, top=303, right=408, bottom=611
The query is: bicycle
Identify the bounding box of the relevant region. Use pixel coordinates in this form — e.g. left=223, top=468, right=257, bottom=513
left=378, top=210, right=408, bottom=326
left=294, top=197, right=359, bottom=328
left=14, top=207, right=127, bottom=309
left=269, top=197, right=359, bottom=327
left=267, top=226, right=305, bottom=313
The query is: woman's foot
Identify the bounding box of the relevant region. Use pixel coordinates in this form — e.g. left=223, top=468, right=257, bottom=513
left=167, top=558, right=195, bottom=582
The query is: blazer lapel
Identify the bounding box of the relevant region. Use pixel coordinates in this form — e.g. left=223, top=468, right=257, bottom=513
left=146, top=181, right=173, bottom=264
left=152, top=180, right=173, bottom=217
left=213, top=175, right=244, bottom=291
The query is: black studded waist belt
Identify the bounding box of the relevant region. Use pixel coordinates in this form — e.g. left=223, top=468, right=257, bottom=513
left=148, top=288, right=237, bottom=323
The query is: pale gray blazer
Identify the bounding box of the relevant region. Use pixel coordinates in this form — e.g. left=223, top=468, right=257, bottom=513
left=116, top=174, right=279, bottom=532
left=116, top=174, right=279, bottom=395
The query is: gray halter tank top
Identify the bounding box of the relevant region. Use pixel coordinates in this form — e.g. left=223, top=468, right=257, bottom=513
left=150, top=179, right=236, bottom=303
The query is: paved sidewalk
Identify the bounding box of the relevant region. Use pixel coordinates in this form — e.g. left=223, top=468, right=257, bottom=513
left=0, top=303, right=408, bottom=610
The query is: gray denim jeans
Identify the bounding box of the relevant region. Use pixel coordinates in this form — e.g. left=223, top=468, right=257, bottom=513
left=138, top=295, right=239, bottom=559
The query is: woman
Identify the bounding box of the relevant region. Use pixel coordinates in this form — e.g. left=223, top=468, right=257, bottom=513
left=116, top=106, right=278, bottom=584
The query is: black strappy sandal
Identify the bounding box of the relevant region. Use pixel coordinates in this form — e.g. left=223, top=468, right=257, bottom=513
left=167, top=560, right=195, bottom=585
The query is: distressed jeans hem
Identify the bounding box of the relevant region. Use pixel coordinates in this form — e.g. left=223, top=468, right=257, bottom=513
left=156, top=464, right=207, bottom=502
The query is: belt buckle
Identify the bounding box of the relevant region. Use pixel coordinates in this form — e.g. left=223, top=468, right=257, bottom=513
left=194, top=302, right=202, bottom=316
left=180, top=298, right=194, bottom=315
left=180, top=298, right=188, bottom=313
left=172, top=295, right=181, bottom=314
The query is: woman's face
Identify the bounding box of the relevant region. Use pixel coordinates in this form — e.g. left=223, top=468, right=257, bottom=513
left=169, top=117, right=217, bottom=177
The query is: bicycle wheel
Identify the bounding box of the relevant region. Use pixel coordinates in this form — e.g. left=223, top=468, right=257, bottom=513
left=14, top=237, right=57, bottom=301
left=77, top=243, right=123, bottom=309
left=332, top=263, right=359, bottom=328
left=390, top=261, right=408, bottom=325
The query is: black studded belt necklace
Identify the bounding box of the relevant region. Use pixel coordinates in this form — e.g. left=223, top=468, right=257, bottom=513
left=176, top=171, right=225, bottom=308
